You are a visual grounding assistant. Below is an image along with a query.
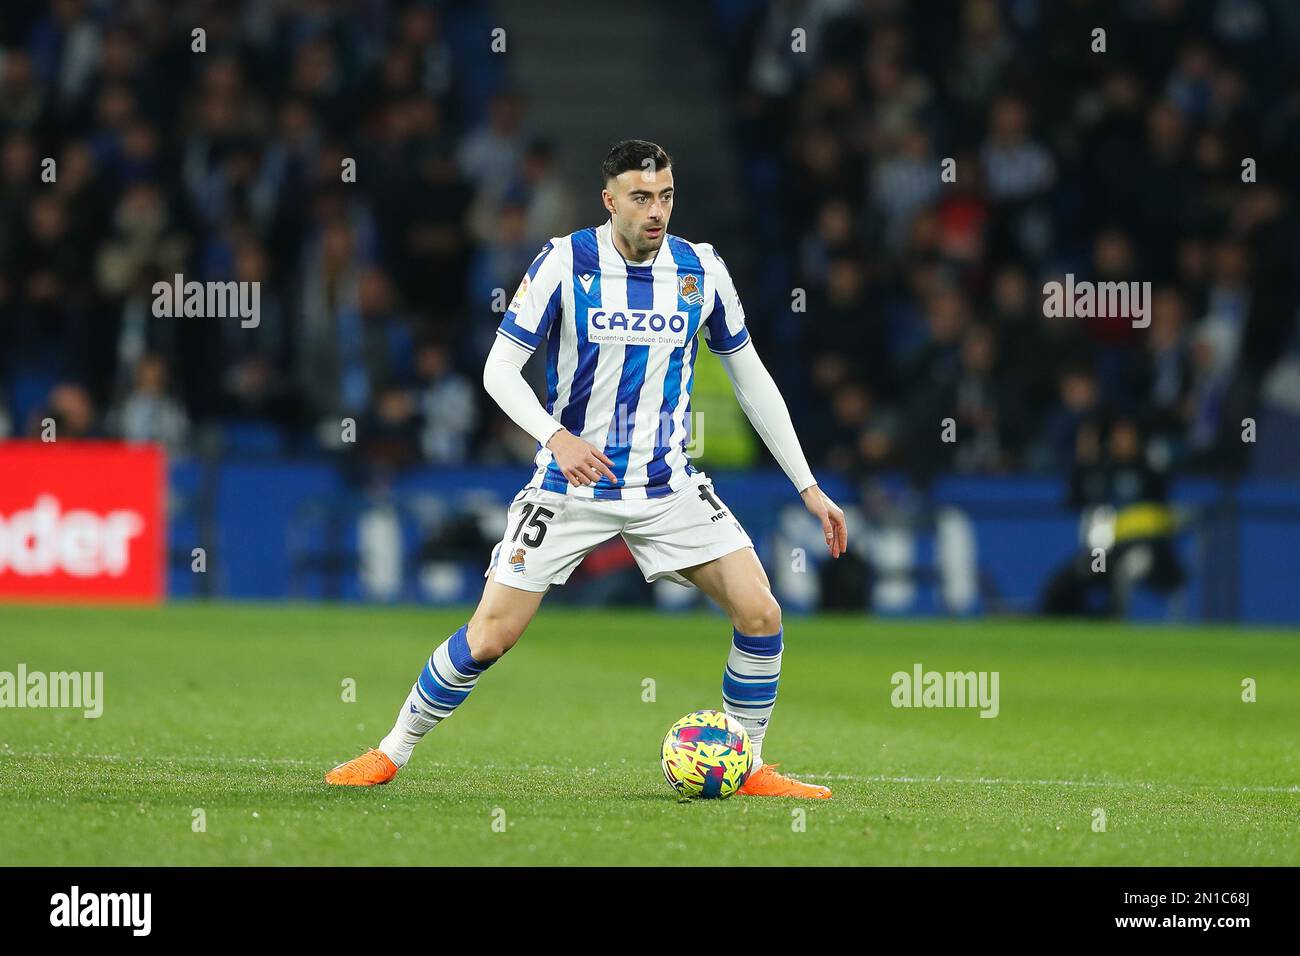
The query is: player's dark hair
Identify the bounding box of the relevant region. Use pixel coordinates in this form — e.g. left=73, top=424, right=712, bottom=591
left=602, top=140, right=672, bottom=184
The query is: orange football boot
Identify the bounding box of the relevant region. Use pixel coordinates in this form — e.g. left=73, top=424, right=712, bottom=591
left=324, top=748, right=399, bottom=786
left=737, top=763, right=831, bottom=799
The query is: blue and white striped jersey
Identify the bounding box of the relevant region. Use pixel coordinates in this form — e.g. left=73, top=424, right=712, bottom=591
left=496, top=220, right=750, bottom=500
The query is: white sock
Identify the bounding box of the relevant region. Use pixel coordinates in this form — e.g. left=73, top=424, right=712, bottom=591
left=378, top=623, right=495, bottom=767
left=722, top=626, right=782, bottom=772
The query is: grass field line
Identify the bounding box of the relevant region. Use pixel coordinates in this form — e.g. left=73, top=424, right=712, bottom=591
left=3, top=750, right=1296, bottom=795
left=804, top=772, right=1300, bottom=794
left=2, top=750, right=319, bottom=768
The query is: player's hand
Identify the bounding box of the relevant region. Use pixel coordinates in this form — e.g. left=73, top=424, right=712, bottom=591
left=801, top=484, right=848, bottom=559
left=546, top=429, right=618, bottom=487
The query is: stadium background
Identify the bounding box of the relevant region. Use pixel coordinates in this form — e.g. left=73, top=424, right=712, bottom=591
left=2, top=0, right=1299, bottom=622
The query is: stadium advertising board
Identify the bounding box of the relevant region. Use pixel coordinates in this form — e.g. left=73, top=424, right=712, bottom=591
left=0, top=442, right=164, bottom=603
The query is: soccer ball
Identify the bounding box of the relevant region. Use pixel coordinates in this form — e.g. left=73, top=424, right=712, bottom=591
left=660, top=710, right=753, bottom=799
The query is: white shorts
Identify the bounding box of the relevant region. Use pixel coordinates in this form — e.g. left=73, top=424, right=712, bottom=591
left=484, top=470, right=754, bottom=592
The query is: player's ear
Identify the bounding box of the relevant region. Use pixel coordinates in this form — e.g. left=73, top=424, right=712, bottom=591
left=601, top=188, right=616, bottom=216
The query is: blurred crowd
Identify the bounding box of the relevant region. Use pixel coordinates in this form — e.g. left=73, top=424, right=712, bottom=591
left=3, top=0, right=1299, bottom=484
left=716, top=0, right=1300, bottom=480
left=0, top=0, right=578, bottom=469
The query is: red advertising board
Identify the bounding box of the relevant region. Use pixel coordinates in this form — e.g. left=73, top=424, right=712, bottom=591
left=0, top=441, right=165, bottom=603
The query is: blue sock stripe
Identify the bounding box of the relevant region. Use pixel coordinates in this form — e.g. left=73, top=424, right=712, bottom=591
left=417, top=664, right=471, bottom=708
left=723, top=694, right=777, bottom=711
left=722, top=673, right=780, bottom=702
left=732, top=627, right=782, bottom=658
left=724, top=665, right=780, bottom=687
left=413, top=681, right=457, bottom=716
left=449, top=624, right=494, bottom=675
left=724, top=627, right=781, bottom=744
left=427, top=658, right=474, bottom=696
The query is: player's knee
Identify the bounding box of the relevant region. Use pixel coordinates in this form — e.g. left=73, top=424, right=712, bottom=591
left=734, top=594, right=782, bottom=637
left=466, top=614, right=524, bottom=661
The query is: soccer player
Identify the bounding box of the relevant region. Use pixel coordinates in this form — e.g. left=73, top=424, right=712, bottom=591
left=327, top=140, right=848, bottom=798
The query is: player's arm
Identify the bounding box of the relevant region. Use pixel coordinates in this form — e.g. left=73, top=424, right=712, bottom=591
left=716, top=341, right=848, bottom=558
left=482, top=338, right=616, bottom=486
left=484, top=242, right=615, bottom=487
left=700, top=244, right=846, bottom=557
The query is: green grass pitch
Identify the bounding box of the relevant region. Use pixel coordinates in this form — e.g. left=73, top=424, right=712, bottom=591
left=1, top=603, right=1297, bottom=866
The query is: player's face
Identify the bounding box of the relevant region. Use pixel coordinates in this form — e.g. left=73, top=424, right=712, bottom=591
left=603, top=167, right=674, bottom=259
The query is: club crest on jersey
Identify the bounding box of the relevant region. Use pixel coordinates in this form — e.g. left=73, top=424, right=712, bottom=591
left=509, top=548, right=527, bottom=573
left=678, top=273, right=704, bottom=306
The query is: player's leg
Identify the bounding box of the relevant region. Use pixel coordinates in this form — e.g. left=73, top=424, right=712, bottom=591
left=623, top=473, right=829, bottom=798
left=623, top=474, right=781, bottom=761
left=676, top=547, right=782, bottom=764
left=326, top=487, right=605, bottom=786
left=678, top=547, right=830, bottom=798
left=324, top=579, right=546, bottom=786
left=378, top=579, right=545, bottom=764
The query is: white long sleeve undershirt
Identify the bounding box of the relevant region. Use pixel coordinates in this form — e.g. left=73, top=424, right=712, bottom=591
left=715, top=340, right=818, bottom=493
left=481, top=333, right=818, bottom=494
left=482, top=334, right=565, bottom=446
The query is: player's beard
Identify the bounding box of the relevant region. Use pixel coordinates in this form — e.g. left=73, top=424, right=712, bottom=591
left=637, top=223, right=665, bottom=257
left=612, top=213, right=664, bottom=261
